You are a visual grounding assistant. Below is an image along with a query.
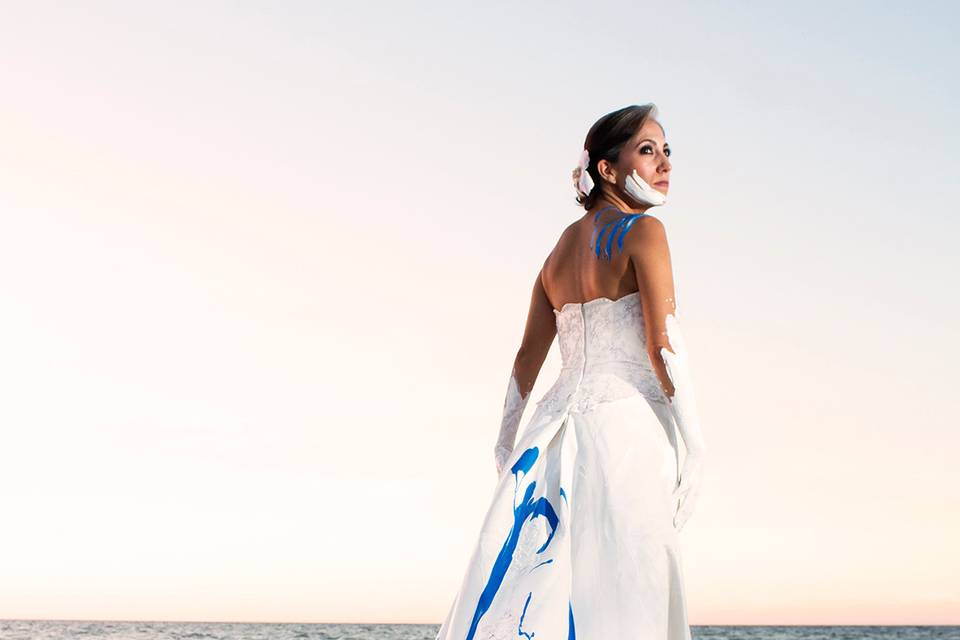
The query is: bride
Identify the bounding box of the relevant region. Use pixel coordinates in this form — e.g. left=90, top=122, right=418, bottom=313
left=435, top=103, right=707, bottom=640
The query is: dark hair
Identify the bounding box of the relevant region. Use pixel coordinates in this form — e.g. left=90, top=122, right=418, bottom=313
left=576, top=103, right=663, bottom=210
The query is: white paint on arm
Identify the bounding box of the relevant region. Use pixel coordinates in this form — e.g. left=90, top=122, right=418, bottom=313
left=494, top=371, right=530, bottom=475
left=658, top=307, right=708, bottom=531
left=659, top=310, right=706, bottom=456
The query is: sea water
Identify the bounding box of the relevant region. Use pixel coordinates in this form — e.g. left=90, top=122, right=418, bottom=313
left=1, top=621, right=958, bottom=639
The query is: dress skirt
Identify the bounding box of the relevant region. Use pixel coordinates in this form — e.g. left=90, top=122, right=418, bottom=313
left=435, top=392, right=692, bottom=640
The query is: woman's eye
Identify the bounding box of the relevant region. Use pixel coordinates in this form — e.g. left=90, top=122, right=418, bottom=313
left=640, top=145, right=671, bottom=157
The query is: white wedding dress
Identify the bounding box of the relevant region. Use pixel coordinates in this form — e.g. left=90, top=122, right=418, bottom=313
left=436, top=290, right=691, bottom=639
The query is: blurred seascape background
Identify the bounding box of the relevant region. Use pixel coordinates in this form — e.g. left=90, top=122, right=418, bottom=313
left=1, top=0, right=957, bottom=634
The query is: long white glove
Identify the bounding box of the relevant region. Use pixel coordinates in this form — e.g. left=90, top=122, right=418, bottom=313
left=494, top=371, right=530, bottom=475
left=660, top=310, right=707, bottom=532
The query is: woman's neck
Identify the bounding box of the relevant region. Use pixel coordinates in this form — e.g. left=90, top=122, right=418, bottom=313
left=592, top=194, right=650, bottom=216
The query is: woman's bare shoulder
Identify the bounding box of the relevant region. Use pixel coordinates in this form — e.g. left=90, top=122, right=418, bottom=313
left=616, top=214, right=671, bottom=272
left=623, top=213, right=668, bottom=250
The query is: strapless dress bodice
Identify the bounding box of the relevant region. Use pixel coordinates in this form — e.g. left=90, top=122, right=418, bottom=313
left=535, top=290, right=667, bottom=416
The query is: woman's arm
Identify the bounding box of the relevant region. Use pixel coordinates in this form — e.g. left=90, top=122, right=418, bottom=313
left=493, top=268, right=557, bottom=475
left=628, top=215, right=707, bottom=530
left=629, top=216, right=678, bottom=397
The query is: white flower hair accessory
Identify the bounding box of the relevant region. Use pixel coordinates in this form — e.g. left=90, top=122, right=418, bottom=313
left=572, top=148, right=595, bottom=197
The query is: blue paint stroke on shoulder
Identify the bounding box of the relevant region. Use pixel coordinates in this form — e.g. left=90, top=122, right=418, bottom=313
left=590, top=205, right=649, bottom=261
left=464, top=445, right=562, bottom=640
left=568, top=601, right=576, bottom=639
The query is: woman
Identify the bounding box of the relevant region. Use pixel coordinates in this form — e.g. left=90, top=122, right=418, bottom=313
left=435, top=103, right=707, bottom=640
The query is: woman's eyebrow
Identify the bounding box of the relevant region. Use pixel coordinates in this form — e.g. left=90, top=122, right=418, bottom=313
left=636, top=138, right=668, bottom=146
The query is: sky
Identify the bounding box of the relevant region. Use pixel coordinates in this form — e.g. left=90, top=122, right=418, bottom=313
left=1, top=0, right=958, bottom=626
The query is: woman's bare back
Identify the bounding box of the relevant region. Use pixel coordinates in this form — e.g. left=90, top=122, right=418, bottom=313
left=504, top=203, right=677, bottom=439
left=541, top=206, right=662, bottom=312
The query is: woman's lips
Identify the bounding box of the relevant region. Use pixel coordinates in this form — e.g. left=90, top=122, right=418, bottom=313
left=654, top=181, right=669, bottom=186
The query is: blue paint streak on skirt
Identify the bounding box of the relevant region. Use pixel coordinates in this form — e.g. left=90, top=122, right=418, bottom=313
left=464, top=446, right=561, bottom=640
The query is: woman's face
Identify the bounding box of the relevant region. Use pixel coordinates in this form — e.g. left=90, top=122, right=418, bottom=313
left=607, top=118, right=672, bottom=197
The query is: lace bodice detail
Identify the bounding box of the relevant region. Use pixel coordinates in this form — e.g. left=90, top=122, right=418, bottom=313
left=534, top=291, right=668, bottom=415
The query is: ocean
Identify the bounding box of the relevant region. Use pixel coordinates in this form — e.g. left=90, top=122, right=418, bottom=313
left=0, top=621, right=958, bottom=640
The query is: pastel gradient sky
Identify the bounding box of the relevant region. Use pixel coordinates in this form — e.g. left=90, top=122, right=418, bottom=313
left=1, top=1, right=958, bottom=626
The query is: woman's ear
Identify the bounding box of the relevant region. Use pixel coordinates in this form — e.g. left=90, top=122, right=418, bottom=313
left=597, top=158, right=618, bottom=185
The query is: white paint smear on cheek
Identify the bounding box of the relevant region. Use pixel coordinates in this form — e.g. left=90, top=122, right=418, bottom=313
left=624, top=169, right=667, bottom=206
